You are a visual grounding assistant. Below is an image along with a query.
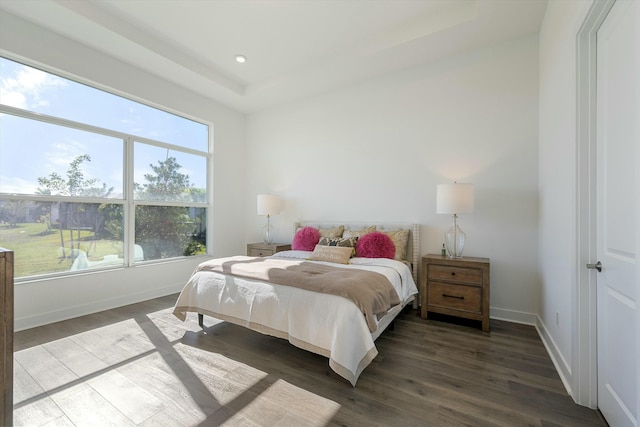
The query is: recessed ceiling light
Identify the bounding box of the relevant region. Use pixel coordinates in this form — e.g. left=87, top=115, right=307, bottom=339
left=235, top=54, right=247, bottom=64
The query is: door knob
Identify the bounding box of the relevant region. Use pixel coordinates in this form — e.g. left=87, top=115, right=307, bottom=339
left=586, top=261, right=602, bottom=272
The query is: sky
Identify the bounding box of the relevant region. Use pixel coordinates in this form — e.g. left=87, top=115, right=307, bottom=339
left=0, top=57, right=209, bottom=199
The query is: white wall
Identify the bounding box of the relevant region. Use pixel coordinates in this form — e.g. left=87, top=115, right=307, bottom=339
left=538, top=0, right=595, bottom=400
left=0, top=13, right=247, bottom=330
left=246, top=35, right=540, bottom=322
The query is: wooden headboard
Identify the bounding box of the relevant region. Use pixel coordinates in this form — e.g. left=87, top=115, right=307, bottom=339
left=293, top=221, right=420, bottom=284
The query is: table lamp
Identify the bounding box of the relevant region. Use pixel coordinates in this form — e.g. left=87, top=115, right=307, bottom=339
left=436, top=182, right=474, bottom=258
left=257, top=194, right=281, bottom=244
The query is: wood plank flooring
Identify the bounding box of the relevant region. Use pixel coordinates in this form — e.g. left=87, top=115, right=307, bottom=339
left=12, top=295, right=606, bottom=426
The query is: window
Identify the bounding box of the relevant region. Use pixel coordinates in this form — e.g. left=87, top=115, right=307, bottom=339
left=0, top=57, right=210, bottom=279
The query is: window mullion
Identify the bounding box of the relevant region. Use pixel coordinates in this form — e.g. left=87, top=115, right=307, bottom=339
left=125, top=137, right=135, bottom=267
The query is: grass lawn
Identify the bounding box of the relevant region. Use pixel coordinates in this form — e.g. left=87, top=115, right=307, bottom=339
left=0, top=222, right=122, bottom=278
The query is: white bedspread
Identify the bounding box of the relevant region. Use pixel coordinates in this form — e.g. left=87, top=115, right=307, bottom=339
left=172, top=250, right=418, bottom=385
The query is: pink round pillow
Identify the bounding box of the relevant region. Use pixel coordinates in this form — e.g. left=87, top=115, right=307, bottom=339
left=292, top=227, right=321, bottom=251
left=356, top=232, right=396, bottom=259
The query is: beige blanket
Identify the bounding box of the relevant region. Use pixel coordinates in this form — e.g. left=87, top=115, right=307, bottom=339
left=194, top=257, right=400, bottom=332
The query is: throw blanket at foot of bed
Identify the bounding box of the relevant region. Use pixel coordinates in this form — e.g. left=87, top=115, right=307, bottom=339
left=193, top=256, right=400, bottom=333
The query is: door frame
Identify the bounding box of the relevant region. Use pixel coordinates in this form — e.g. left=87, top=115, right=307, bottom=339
left=575, top=0, right=616, bottom=409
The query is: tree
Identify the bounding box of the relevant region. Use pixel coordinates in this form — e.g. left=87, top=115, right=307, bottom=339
left=137, top=156, right=190, bottom=200
left=37, top=154, right=114, bottom=260
left=37, top=154, right=112, bottom=198
left=0, top=199, right=26, bottom=227
left=134, top=156, right=202, bottom=259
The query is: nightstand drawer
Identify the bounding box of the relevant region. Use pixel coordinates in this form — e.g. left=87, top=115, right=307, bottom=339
left=249, top=248, right=274, bottom=257
left=428, top=265, right=483, bottom=285
left=428, top=282, right=482, bottom=314
left=247, top=243, right=291, bottom=257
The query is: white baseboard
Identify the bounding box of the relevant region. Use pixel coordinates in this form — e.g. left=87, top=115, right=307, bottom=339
left=14, top=283, right=184, bottom=332
left=490, top=307, right=537, bottom=325
left=535, top=315, right=573, bottom=397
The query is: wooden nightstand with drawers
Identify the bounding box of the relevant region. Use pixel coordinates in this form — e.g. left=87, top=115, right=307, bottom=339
left=420, top=254, right=490, bottom=332
left=246, top=242, right=291, bottom=257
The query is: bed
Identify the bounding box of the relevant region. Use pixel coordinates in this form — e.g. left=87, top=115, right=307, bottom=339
left=172, top=222, right=419, bottom=386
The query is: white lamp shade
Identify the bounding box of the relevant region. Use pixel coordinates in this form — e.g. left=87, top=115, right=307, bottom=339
left=436, top=183, right=474, bottom=214
left=257, top=194, right=281, bottom=216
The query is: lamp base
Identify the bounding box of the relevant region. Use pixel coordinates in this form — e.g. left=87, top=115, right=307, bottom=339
left=444, top=215, right=466, bottom=258
left=263, top=215, right=273, bottom=244
left=263, top=229, right=273, bottom=245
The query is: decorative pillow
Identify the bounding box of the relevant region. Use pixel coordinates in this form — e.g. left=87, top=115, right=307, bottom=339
left=342, top=225, right=376, bottom=238
left=308, top=245, right=353, bottom=264
left=318, top=236, right=359, bottom=257
left=318, top=225, right=344, bottom=238
left=383, top=229, right=410, bottom=261
left=292, top=226, right=321, bottom=251
left=356, top=232, right=396, bottom=259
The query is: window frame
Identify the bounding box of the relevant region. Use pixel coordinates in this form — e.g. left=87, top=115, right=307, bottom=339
left=0, top=61, right=213, bottom=282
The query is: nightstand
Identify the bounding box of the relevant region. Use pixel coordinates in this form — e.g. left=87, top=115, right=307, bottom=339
left=420, top=254, right=490, bottom=332
left=246, top=242, right=291, bottom=257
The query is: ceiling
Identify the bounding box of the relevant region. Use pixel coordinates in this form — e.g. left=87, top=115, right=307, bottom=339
left=0, top=0, right=548, bottom=114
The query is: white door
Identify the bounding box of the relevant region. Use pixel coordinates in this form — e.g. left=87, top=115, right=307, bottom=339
left=596, top=1, right=639, bottom=426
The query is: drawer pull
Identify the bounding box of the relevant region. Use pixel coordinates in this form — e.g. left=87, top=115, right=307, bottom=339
left=443, top=293, right=464, bottom=300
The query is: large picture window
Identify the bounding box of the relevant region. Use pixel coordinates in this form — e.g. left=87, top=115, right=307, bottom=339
left=0, top=57, right=210, bottom=279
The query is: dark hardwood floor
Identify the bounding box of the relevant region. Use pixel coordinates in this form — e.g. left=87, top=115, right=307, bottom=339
left=12, top=294, right=605, bottom=426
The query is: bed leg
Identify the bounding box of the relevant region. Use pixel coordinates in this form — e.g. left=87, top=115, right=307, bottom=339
left=389, top=320, right=395, bottom=331
left=198, top=313, right=204, bottom=328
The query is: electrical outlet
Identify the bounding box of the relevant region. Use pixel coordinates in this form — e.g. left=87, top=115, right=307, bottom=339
left=556, top=311, right=559, bottom=326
